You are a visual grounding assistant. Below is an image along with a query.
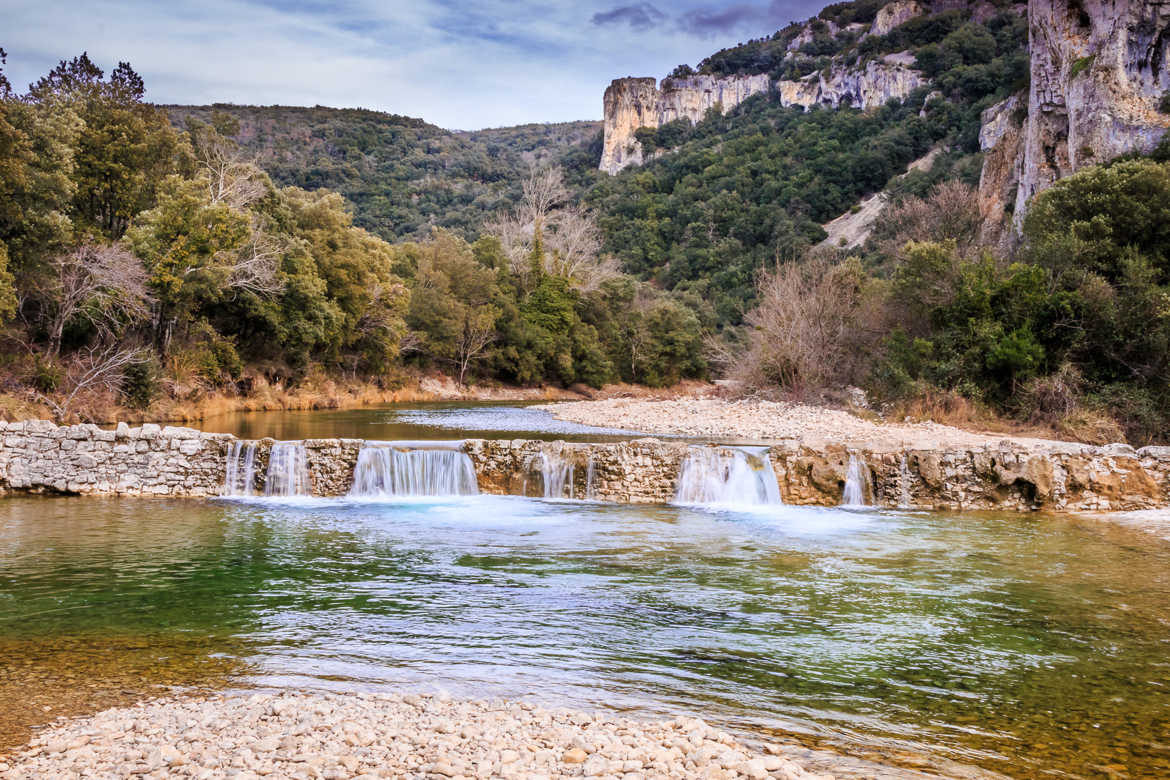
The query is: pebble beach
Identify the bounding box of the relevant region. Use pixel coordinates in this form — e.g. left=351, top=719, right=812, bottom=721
left=1, top=691, right=828, bottom=780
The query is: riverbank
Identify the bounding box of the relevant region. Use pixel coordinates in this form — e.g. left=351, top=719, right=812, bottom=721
left=0, top=372, right=717, bottom=427
left=1, top=691, right=828, bottom=779
left=538, top=398, right=1091, bottom=452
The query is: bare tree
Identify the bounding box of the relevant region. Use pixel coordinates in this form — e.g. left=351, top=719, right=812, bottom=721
left=734, top=253, right=880, bottom=394
left=487, top=166, right=619, bottom=292
left=545, top=206, right=619, bottom=292
left=227, top=229, right=284, bottom=298
left=455, top=307, right=497, bottom=385
left=520, top=166, right=570, bottom=226
left=36, top=343, right=150, bottom=421
left=43, top=243, right=153, bottom=356
left=873, top=181, right=982, bottom=260
left=189, top=124, right=284, bottom=300
left=192, top=123, right=269, bottom=211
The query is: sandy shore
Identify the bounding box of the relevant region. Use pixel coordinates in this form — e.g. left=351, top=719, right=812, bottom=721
left=540, top=398, right=1089, bottom=452
left=0, top=691, right=831, bottom=780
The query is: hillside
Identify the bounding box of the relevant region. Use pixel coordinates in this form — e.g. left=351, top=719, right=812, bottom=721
left=166, top=104, right=601, bottom=243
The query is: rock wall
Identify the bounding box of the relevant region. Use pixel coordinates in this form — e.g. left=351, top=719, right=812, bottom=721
left=600, top=61, right=926, bottom=174
left=1, top=420, right=1168, bottom=513
left=600, top=75, right=771, bottom=174
left=776, top=56, right=926, bottom=111
left=0, top=421, right=231, bottom=496
left=979, top=0, right=1170, bottom=236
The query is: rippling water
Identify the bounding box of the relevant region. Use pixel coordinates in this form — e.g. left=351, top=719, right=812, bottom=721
left=2, top=495, right=1168, bottom=778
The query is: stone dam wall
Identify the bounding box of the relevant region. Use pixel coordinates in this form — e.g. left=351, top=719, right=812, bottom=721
left=1, top=419, right=1169, bottom=513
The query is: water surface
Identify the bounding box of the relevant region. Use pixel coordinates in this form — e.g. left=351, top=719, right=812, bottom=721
left=2, top=495, right=1168, bottom=778
left=199, top=402, right=642, bottom=442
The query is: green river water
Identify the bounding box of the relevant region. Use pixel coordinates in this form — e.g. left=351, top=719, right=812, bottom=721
left=1, top=405, right=1168, bottom=778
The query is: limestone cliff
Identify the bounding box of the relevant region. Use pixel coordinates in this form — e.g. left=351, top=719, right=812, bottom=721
left=978, top=0, right=1170, bottom=237
left=600, top=75, right=771, bottom=174
left=600, top=59, right=924, bottom=174
left=776, top=55, right=926, bottom=110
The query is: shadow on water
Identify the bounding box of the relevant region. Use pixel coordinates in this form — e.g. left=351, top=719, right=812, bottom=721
left=1, top=493, right=1168, bottom=778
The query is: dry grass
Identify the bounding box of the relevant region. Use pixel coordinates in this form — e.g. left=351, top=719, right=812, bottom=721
left=888, top=387, right=1127, bottom=445
left=0, top=366, right=722, bottom=427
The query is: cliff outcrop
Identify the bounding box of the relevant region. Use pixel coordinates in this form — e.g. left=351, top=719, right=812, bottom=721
left=600, top=75, right=771, bottom=174
left=600, top=59, right=924, bottom=174
left=978, top=0, right=1170, bottom=238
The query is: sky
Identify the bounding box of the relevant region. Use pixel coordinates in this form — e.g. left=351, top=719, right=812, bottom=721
left=2, top=0, right=827, bottom=130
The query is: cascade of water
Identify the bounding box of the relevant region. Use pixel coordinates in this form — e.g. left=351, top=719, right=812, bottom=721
left=898, top=453, right=911, bottom=509
left=673, top=447, right=782, bottom=506
left=265, top=442, right=311, bottom=497
left=842, top=454, right=870, bottom=506
left=222, top=440, right=258, bottom=496
left=584, top=454, right=597, bottom=501
left=529, top=446, right=576, bottom=499
left=349, top=443, right=478, bottom=497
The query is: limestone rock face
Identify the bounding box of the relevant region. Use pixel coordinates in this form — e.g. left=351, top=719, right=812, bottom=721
left=976, top=94, right=1025, bottom=247
left=600, top=75, right=771, bottom=174
left=870, top=0, right=926, bottom=36
left=1014, top=0, right=1170, bottom=224
left=979, top=0, right=1170, bottom=234
left=777, top=56, right=926, bottom=111
left=600, top=60, right=923, bottom=174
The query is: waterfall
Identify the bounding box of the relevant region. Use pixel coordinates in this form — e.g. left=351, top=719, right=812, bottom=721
left=898, top=453, right=911, bottom=509
left=674, top=447, right=782, bottom=506
left=349, top=443, right=478, bottom=497
left=842, top=454, right=870, bottom=507
left=265, top=442, right=311, bottom=497
left=528, top=446, right=576, bottom=499
left=222, top=440, right=258, bottom=496
left=584, top=453, right=597, bottom=501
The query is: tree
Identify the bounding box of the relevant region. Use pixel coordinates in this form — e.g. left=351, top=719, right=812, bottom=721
left=735, top=253, right=878, bottom=393
left=125, top=175, right=250, bottom=350
left=487, top=166, right=619, bottom=292
left=280, top=187, right=408, bottom=371
left=1024, top=159, right=1170, bottom=280
left=402, top=230, right=498, bottom=382
left=26, top=53, right=182, bottom=240
left=871, top=181, right=983, bottom=263
left=40, top=242, right=152, bottom=356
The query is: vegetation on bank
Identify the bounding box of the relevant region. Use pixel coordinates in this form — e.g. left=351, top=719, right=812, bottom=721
left=735, top=159, right=1170, bottom=444
left=0, top=52, right=704, bottom=424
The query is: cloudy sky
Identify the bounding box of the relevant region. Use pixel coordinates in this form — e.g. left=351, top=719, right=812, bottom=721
left=2, top=0, right=825, bottom=129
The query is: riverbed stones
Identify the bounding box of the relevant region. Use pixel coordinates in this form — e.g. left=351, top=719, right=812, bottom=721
left=1, top=691, right=833, bottom=780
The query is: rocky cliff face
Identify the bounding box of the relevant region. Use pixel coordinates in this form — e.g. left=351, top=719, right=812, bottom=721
left=776, top=55, right=926, bottom=111
left=600, top=60, right=924, bottom=174
left=979, top=0, right=1170, bottom=237
left=600, top=75, right=771, bottom=174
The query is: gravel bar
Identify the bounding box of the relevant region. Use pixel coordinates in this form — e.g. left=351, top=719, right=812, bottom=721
left=0, top=691, right=832, bottom=780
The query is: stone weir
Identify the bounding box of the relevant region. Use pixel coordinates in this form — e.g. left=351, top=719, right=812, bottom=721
left=1, top=420, right=1169, bottom=512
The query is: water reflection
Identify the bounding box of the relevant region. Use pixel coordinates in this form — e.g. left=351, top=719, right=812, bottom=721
left=198, top=402, right=642, bottom=442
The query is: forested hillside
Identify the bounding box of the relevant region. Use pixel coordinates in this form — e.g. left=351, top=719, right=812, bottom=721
left=167, top=105, right=601, bottom=242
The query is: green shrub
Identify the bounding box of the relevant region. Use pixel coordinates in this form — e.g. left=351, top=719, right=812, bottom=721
left=120, top=356, right=162, bottom=409
left=1069, top=55, right=1094, bottom=79
left=31, top=358, right=62, bottom=394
